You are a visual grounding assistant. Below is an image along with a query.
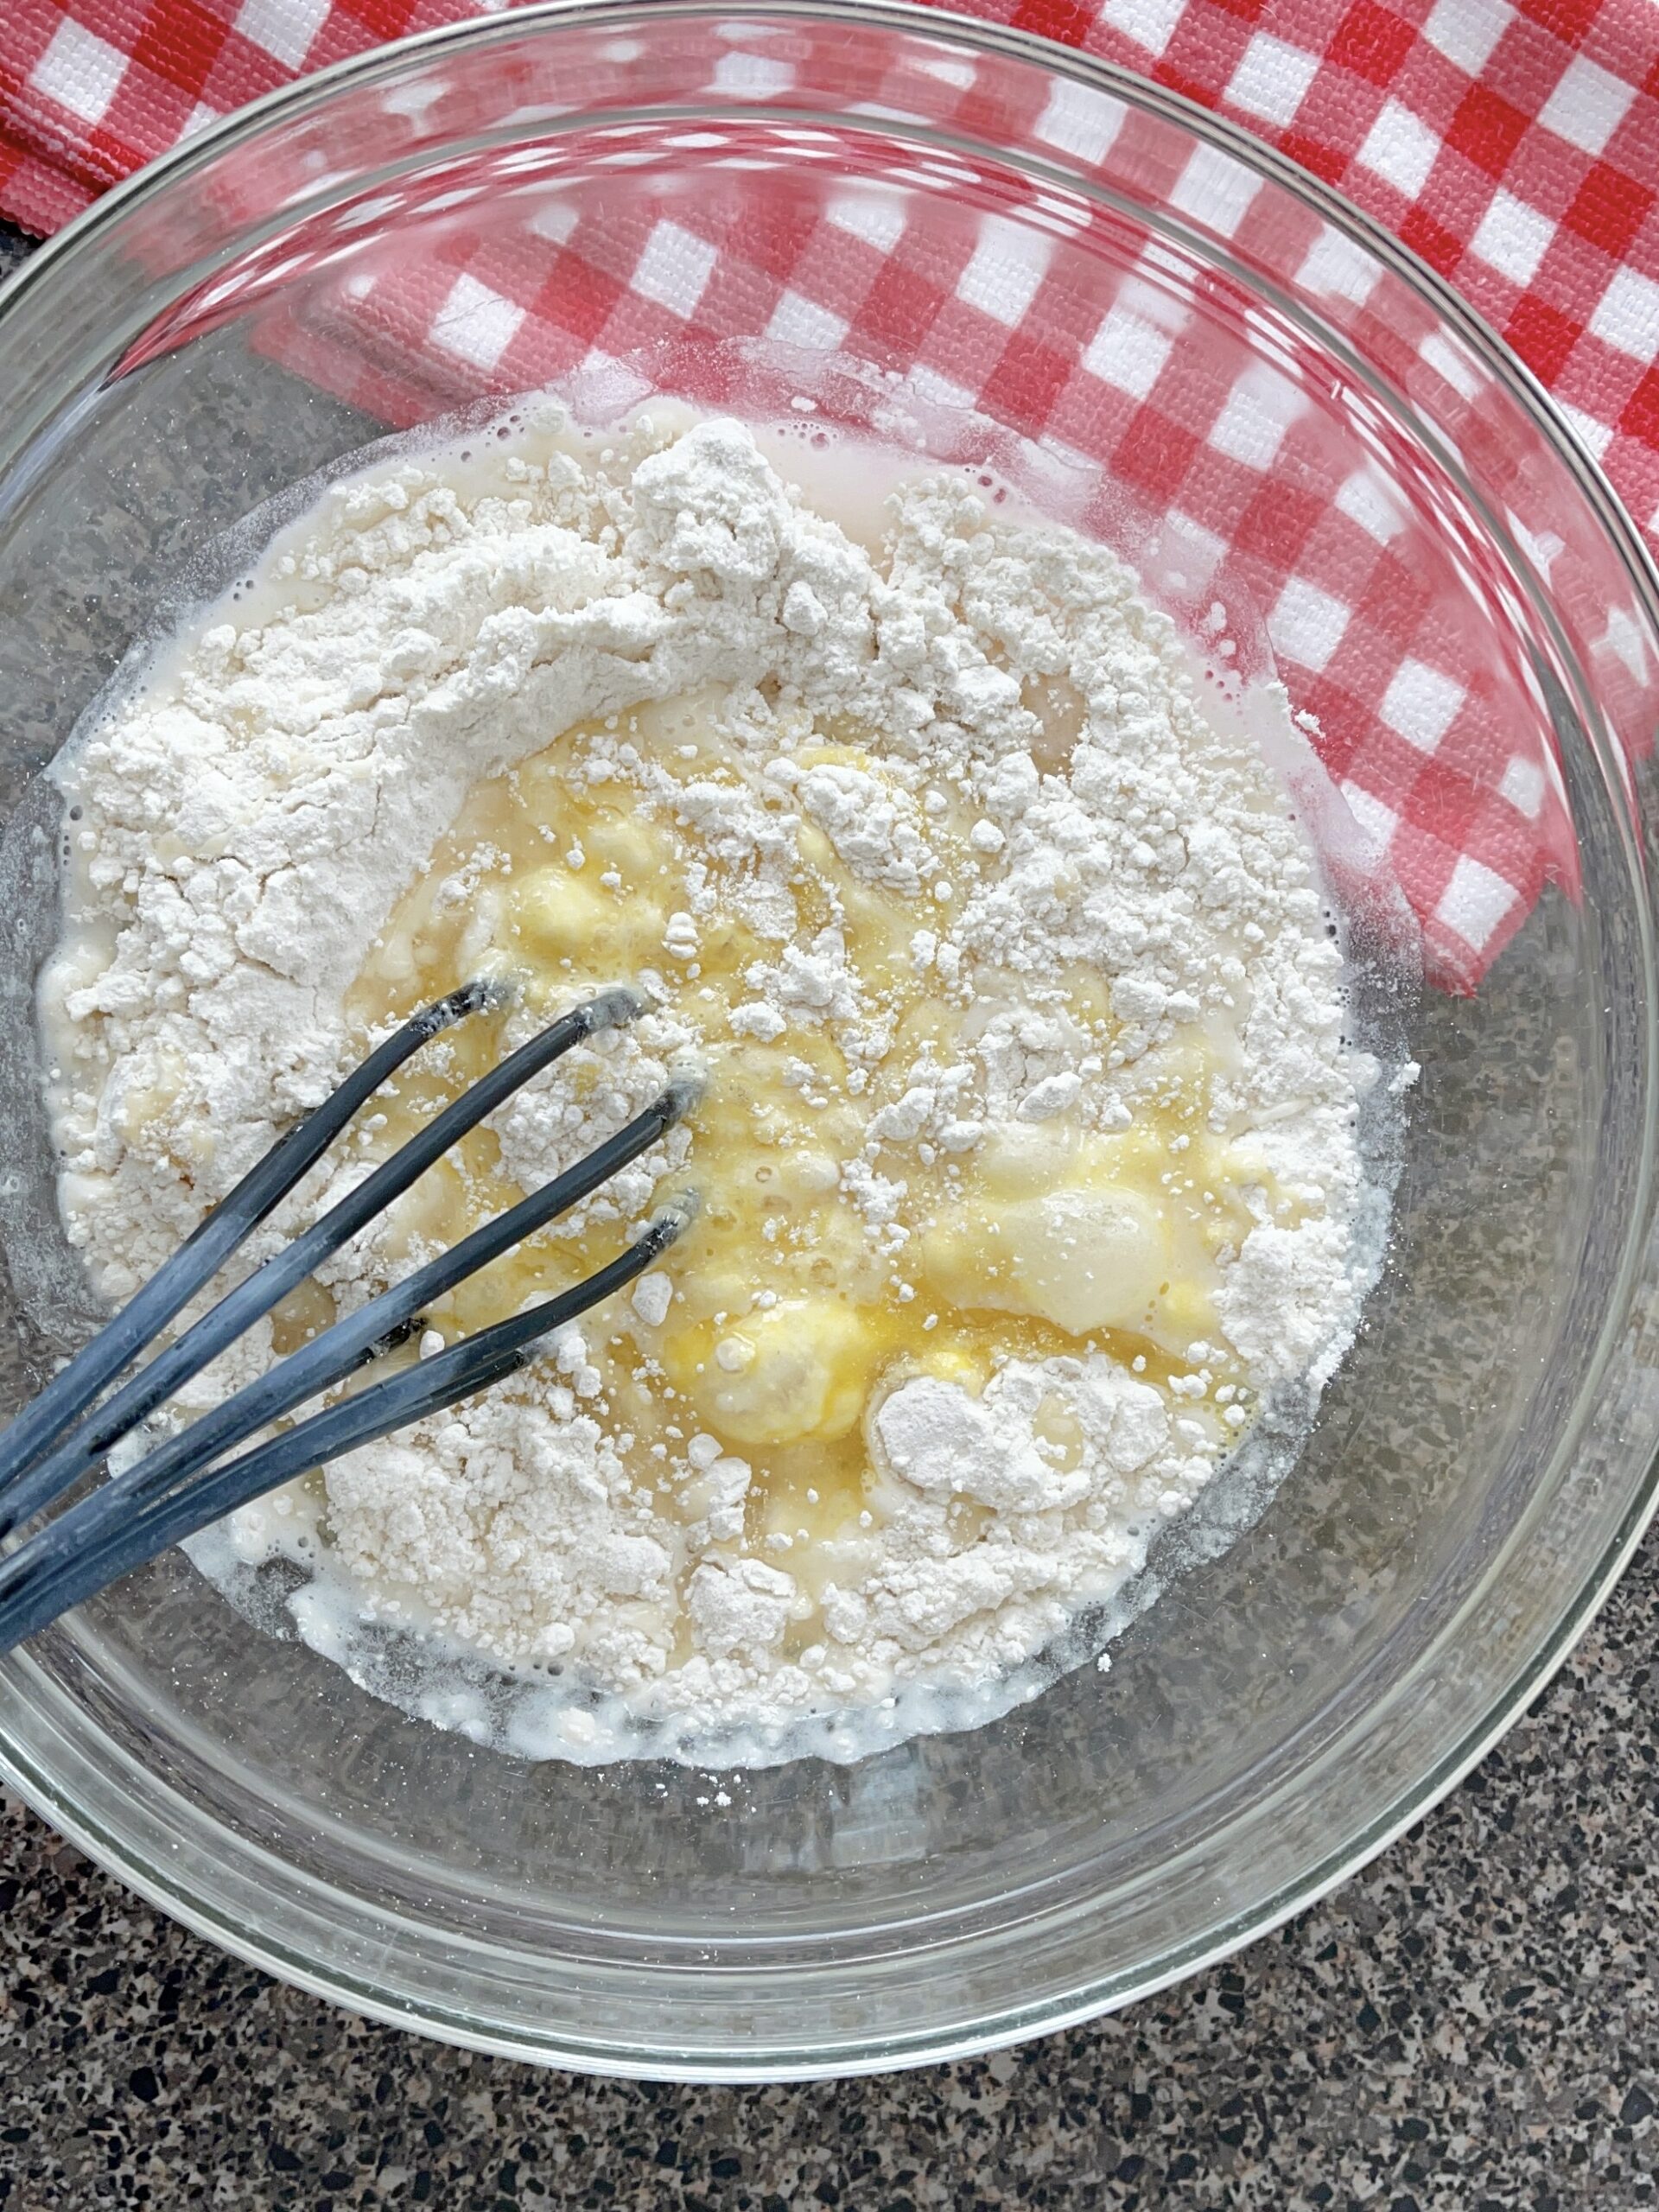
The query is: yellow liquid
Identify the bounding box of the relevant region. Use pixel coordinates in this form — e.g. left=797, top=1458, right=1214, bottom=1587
left=333, top=694, right=1277, bottom=1588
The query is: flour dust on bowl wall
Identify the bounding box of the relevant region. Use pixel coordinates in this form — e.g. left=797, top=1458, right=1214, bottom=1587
left=0, top=4, right=1656, bottom=2079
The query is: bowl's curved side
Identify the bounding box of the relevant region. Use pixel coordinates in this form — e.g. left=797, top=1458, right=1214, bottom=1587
left=0, top=0, right=1656, bottom=2076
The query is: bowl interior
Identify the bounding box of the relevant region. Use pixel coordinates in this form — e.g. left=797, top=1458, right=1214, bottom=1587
left=0, top=3, right=1654, bottom=2073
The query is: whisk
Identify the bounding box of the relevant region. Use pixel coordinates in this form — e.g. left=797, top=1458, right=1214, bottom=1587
left=0, top=982, right=696, bottom=1653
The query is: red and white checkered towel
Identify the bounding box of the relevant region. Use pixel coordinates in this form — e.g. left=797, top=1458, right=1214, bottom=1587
left=4, top=0, right=1659, bottom=988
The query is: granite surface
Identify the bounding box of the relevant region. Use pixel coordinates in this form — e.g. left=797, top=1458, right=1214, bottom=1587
left=2, top=1554, right=1655, bottom=2210
left=0, top=216, right=1656, bottom=2210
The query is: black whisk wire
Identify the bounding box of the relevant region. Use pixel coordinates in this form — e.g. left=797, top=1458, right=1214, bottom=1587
left=0, top=983, right=698, bottom=1653
left=0, top=981, right=643, bottom=1541
left=0, top=976, right=500, bottom=1507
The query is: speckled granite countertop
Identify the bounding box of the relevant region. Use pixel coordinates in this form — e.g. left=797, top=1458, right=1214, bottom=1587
left=0, top=215, right=1656, bottom=2211
left=3, top=1554, right=1654, bottom=2209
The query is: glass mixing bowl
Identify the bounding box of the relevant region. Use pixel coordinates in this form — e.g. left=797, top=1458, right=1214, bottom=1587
left=0, top=1, right=1656, bottom=2081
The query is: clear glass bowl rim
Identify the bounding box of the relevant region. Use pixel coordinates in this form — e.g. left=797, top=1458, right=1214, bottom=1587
left=0, top=0, right=1656, bottom=2080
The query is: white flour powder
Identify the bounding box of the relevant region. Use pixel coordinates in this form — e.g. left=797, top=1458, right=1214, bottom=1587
left=42, top=407, right=1387, bottom=1761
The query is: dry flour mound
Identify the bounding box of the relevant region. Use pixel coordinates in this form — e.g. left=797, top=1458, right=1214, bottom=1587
left=41, top=406, right=1392, bottom=1763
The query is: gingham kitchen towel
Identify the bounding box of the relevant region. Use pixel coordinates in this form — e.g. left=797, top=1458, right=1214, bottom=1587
left=3, top=0, right=1658, bottom=988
